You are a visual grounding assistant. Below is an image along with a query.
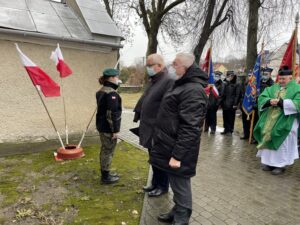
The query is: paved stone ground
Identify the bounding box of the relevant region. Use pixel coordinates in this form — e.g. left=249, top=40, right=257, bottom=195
left=120, top=110, right=300, bottom=225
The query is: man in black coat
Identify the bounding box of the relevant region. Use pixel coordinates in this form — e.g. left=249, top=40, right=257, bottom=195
left=133, top=54, right=174, bottom=197
left=150, top=53, right=208, bottom=225
left=204, top=71, right=225, bottom=134
left=221, top=71, right=242, bottom=135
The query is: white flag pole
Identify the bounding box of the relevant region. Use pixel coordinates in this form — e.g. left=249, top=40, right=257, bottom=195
left=34, top=85, right=65, bottom=149
left=16, top=43, right=65, bottom=149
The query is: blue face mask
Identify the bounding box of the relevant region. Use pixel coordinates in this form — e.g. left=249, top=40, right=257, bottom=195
left=146, top=67, right=156, bottom=77
left=261, top=75, right=268, bottom=81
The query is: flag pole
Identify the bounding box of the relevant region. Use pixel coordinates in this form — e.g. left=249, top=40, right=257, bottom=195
left=60, top=77, right=69, bottom=145
left=76, top=60, right=120, bottom=148
left=34, top=86, right=65, bottom=149
left=294, top=12, right=299, bottom=80
left=249, top=41, right=264, bottom=144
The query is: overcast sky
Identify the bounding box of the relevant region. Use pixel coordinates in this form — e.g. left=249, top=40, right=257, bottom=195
left=119, top=11, right=299, bottom=67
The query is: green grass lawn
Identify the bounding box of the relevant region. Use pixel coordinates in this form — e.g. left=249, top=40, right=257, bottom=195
left=120, top=92, right=143, bottom=109
left=0, top=141, right=148, bottom=225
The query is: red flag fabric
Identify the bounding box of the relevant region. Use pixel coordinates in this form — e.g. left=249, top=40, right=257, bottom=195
left=201, top=48, right=211, bottom=72
left=275, top=30, right=296, bottom=82
left=16, top=44, right=60, bottom=97
left=51, top=44, right=73, bottom=78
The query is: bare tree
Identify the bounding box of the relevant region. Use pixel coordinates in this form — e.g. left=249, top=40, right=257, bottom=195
left=130, top=0, right=187, bottom=56
left=189, top=0, right=236, bottom=63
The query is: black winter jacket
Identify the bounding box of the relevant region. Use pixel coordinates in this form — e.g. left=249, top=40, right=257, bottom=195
left=96, top=81, right=122, bottom=133
left=221, top=76, right=242, bottom=110
left=149, top=64, right=208, bottom=178
left=260, top=78, right=274, bottom=93
left=207, top=80, right=225, bottom=110
left=133, top=68, right=175, bottom=148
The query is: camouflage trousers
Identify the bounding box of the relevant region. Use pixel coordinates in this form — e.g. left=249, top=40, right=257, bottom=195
left=99, top=132, right=117, bottom=171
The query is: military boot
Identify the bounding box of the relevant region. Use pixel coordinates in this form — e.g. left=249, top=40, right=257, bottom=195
left=101, top=170, right=119, bottom=184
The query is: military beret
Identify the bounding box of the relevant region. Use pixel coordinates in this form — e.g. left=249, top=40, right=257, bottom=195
left=103, top=68, right=119, bottom=77
left=278, top=65, right=292, bottom=76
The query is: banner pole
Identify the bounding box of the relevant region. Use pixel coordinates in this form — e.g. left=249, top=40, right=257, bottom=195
left=34, top=86, right=65, bottom=149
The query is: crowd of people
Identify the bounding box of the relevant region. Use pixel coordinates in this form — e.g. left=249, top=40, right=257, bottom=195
left=94, top=53, right=300, bottom=225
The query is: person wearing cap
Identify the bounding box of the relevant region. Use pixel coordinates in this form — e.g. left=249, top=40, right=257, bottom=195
left=221, top=71, right=242, bottom=135
left=204, top=71, right=225, bottom=134
left=133, top=53, right=174, bottom=197
left=260, top=67, right=274, bottom=93
left=254, top=66, right=300, bottom=175
left=96, top=68, right=122, bottom=184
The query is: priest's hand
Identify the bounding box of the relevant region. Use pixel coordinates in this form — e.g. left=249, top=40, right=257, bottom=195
left=270, top=99, right=279, bottom=106
left=169, top=157, right=181, bottom=169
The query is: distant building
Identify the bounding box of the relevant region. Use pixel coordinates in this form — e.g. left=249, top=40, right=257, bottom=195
left=0, top=0, right=123, bottom=143
left=213, top=63, right=228, bottom=74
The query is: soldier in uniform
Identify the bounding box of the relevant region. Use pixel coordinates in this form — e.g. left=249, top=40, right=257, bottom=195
left=96, top=68, right=122, bottom=184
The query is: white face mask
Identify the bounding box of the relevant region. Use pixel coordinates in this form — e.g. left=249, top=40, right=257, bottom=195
left=168, top=66, right=176, bottom=76
left=146, top=67, right=156, bottom=76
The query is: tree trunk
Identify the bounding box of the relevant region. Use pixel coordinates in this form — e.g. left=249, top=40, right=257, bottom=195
left=146, top=32, right=159, bottom=56
left=246, top=0, right=260, bottom=73
left=193, top=0, right=216, bottom=64
left=194, top=30, right=212, bottom=65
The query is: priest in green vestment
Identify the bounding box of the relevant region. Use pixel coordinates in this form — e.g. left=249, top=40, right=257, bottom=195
left=254, top=66, right=300, bottom=175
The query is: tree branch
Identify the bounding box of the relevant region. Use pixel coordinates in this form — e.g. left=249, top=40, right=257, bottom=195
left=161, top=0, right=185, bottom=16
left=138, top=0, right=151, bottom=34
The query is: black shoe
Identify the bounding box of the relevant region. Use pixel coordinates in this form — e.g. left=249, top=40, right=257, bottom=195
left=210, top=130, right=215, bottom=134
left=148, top=188, right=167, bottom=197
left=240, top=136, right=249, bottom=140
left=251, top=139, right=258, bottom=144
left=143, top=185, right=156, bottom=192
left=172, top=208, right=191, bottom=225
left=271, top=167, right=285, bottom=175
left=204, top=129, right=209, bottom=132
left=261, top=164, right=273, bottom=171
left=172, top=222, right=188, bottom=225
left=101, top=170, right=120, bottom=184
left=220, top=131, right=227, bottom=135
left=109, top=171, right=119, bottom=177
left=158, top=212, right=174, bottom=223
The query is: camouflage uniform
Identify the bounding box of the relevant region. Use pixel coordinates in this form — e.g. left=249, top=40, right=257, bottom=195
left=96, top=82, right=122, bottom=172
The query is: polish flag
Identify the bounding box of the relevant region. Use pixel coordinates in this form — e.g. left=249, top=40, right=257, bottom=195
left=50, top=44, right=72, bottom=78
left=16, top=44, right=60, bottom=97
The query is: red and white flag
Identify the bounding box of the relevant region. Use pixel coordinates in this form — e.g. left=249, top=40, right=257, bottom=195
left=50, top=44, right=72, bottom=78
left=16, top=44, right=60, bottom=97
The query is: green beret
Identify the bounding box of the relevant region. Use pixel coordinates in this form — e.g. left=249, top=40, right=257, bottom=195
left=103, top=68, right=119, bottom=77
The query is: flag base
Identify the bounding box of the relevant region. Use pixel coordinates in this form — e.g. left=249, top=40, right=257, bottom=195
left=54, top=145, right=84, bottom=161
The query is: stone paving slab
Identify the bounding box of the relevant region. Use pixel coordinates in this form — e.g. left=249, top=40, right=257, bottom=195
left=119, top=111, right=300, bottom=225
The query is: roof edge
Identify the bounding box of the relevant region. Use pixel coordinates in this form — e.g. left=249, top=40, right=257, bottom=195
left=0, top=28, right=123, bottom=49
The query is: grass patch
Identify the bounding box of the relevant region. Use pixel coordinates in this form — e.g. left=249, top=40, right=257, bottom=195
left=120, top=92, right=143, bottom=109
left=0, top=141, right=148, bottom=225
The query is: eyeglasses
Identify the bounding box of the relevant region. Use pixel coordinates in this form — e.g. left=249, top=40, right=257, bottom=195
left=146, top=63, right=158, bottom=67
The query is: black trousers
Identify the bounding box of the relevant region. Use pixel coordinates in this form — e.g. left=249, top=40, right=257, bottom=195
left=223, top=109, right=236, bottom=133
left=168, top=173, right=192, bottom=223
left=205, top=108, right=217, bottom=131
left=241, top=110, right=251, bottom=138
left=148, top=149, right=169, bottom=191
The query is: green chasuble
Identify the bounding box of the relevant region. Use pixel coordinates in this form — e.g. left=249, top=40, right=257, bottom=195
left=253, top=80, right=300, bottom=150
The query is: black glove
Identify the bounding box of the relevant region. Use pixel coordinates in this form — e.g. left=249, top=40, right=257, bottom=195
left=277, top=98, right=284, bottom=109
left=262, top=100, right=271, bottom=110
